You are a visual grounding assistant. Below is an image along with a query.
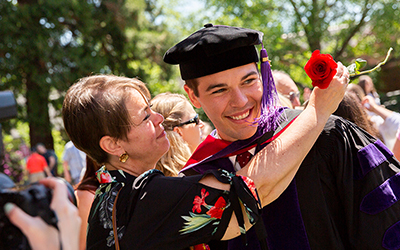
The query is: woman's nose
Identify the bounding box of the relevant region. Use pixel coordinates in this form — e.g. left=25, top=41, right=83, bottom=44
left=153, top=111, right=164, bottom=125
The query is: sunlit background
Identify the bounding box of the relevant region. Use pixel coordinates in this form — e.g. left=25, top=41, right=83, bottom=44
left=1, top=0, right=399, bottom=183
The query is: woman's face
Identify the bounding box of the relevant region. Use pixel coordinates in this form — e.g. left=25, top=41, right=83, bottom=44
left=119, top=89, right=170, bottom=170
left=176, top=104, right=204, bottom=152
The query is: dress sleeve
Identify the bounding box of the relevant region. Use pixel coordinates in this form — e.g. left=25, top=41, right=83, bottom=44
left=119, top=169, right=262, bottom=250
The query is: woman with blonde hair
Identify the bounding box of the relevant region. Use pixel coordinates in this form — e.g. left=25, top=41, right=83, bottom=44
left=151, top=93, right=204, bottom=176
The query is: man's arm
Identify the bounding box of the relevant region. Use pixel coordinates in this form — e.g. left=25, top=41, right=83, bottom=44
left=199, top=62, right=349, bottom=240
left=43, top=166, right=53, bottom=177
left=63, top=161, right=72, bottom=183
left=237, top=62, right=349, bottom=207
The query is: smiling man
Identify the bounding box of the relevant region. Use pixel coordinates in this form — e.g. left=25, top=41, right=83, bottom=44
left=164, top=24, right=400, bottom=250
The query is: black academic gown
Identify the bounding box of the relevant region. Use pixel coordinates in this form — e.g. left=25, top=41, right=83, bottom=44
left=182, top=109, right=400, bottom=250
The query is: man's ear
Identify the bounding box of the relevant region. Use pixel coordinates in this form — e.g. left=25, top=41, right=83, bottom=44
left=99, top=136, right=123, bottom=156
left=184, top=85, right=201, bottom=109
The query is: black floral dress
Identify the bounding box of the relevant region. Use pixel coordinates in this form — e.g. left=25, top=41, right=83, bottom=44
left=86, top=166, right=262, bottom=250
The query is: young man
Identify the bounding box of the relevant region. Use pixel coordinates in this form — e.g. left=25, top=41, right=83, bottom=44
left=164, top=24, right=400, bottom=249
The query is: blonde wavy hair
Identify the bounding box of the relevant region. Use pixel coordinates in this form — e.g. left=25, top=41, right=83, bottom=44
left=151, top=93, right=193, bottom=176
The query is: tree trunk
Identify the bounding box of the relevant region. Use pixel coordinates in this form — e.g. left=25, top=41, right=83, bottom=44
left=26, top=77, right=54, bottom=150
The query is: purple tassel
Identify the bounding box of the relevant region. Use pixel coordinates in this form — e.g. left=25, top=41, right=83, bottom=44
left=256, top=44, right=284, bottom=132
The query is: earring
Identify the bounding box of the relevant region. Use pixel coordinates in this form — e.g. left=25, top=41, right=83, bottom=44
left=119, top=152, right=129, bottom=163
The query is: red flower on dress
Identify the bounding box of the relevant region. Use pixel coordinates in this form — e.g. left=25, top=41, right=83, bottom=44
left=99, top=172, right=113, bottom=184
left=192, top=243, right=211, bottom=250
left=192, top=188, right=209, bottom=213
left=304, top=50, right=338, bottom=89
left=240, top=175, right=258, bottom=201
left=206, top=197, right=227, bottom=219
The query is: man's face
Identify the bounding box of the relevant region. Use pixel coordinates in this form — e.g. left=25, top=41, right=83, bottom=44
left=36, top=145, right=46, bottom=154
left=185, top=63, right=263, bottom=142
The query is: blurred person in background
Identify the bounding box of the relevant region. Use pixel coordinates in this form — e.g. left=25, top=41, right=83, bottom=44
left=393, top=128, right=400, bottom=161
left=201, top=121, right=214, bottom=141
left=36, top=143, right=58, bottom=176
left=362, top=94, right=400, bottom=151
left=26, top=146, right=52, bottom=183
left=272, top=70, right=301, bottom=108
left=62, top=140, right=86, bottom=185
left=151, top=93, right=204, bottom=176
left=333, top=91, right=381, bottom=140
left=358, top=75, right=381, bottom=105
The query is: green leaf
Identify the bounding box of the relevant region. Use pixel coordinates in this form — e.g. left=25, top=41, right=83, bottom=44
left=347, top=58, right=367, bottom=75
left=355, top=58, right=367, bottom=71
left=180, top=213, right=215, bottom=234
left=347, top=63, right=357, bottom=75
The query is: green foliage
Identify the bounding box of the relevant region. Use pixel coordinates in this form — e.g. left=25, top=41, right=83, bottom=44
left=0, top=0, right=180, bottom=149
left=192, top=0, right=400, bottom=91
left=1, top=121, right=30, bottom=185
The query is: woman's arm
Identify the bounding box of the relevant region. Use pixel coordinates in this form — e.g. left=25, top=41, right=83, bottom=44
left=362, top=95, right=393, bottom=120
left=75, top=189, right=95, bottom=250
left=393, top=129, right=400, bottom=161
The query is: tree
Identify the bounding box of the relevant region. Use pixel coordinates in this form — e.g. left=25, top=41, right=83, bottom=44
left=0, top=0, right=178, bottom=150
left=198, top=0, right=400, bottom=91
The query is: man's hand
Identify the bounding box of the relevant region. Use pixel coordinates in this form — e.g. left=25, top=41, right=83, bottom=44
left=308, top=62, right=349, bottom=119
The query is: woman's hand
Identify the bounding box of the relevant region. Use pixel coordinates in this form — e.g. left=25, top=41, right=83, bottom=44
left=4, top=177, right=81, bottom=250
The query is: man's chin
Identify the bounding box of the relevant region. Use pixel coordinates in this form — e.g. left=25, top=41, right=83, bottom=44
left=221, top=129, right=257, bottom=141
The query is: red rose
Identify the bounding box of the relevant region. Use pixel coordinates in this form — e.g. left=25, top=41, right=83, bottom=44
left=304, top=50, right=338, bottom=89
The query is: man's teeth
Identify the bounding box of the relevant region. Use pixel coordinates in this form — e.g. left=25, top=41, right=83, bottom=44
left=231, top=110, right=250, bottom=120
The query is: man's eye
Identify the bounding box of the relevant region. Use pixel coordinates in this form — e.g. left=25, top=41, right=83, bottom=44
left=244, top=78, right=256, bottom=85
left=211, top=88, right=226, bottom=94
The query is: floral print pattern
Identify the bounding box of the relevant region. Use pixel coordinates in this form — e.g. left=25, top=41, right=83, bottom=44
left=93, top=166, right=125, bottom=247
left=193, top=188, right=209, bottom=213
left=96, top=166, right=116, bottom=184
left=180, top=188, right=230, bottom=235
left=240, top=175, right=258, bottom=201
left=206, top=196, right=226, bottom=219
left=88, top=167, right=259, bottom=249
left=181, top=170, right=259, bottom=236
left=191, top=243, right=211, bottom=250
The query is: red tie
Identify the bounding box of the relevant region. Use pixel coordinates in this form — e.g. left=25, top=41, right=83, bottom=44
left=236, top=151, right=252, bottom=168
